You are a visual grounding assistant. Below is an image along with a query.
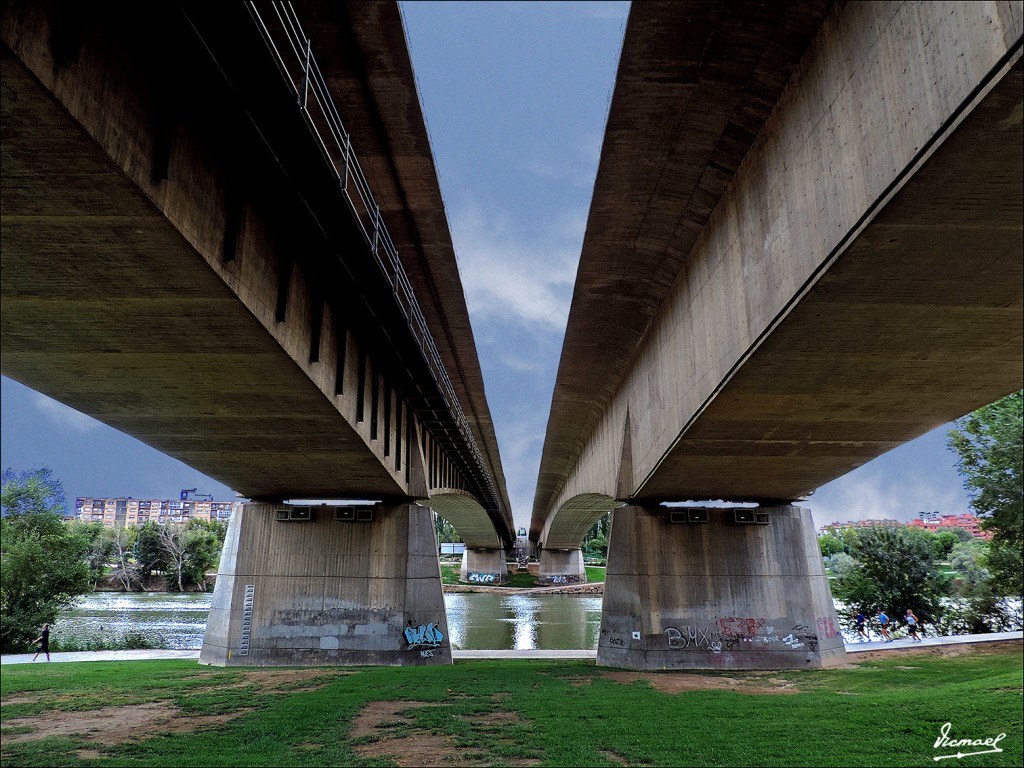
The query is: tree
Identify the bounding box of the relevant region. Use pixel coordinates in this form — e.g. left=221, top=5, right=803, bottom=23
left=157, top=520, right=223, bottom=592
left=933, top=531, right=960, bottom=559
left=831, top=526, right=947, bottom=628
left=109, top=526, right=143, bottom=592
left=948, top=541, right=990, bottom=597
left=71, top=521, right=114, bottom=590
left=0, top=468, right=89, bottom=652
left=583, top=513, right=612, bottom=559
left=949, top=390, right=1023, bottom=601
left=824, top=552, right=858, bottom=580
left=948, top=390, right=1023, bottom=545
left=1, top=468, right=67, bottom=517
left=135, top=521, right=167, bottom=580
left=434, top=514, right=463, bottom=545
left=819, top=534, right=845, bottom=558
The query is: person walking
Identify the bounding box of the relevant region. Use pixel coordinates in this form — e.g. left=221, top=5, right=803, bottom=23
left=32, top=623, right=51, bottom=662
left=905, top=609, right=922, bottom=642
left=876, top=609, right=893, bottom=642
left=854, top=611, right=870, bottom=642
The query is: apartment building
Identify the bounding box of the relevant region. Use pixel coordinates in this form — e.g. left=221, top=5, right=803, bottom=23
left=74, top=496, right=241, bottom=528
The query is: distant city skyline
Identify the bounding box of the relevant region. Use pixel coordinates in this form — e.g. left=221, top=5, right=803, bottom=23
left=0, top=2, right=980, bottom=532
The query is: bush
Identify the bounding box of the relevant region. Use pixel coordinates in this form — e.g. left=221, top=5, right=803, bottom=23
left=48, top=630, right=161, bottom=653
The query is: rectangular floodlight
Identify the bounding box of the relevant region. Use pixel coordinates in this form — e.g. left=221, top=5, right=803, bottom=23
left=276, top=506, right=313, bottom=522
left=733, top=509, right=756, bottom=524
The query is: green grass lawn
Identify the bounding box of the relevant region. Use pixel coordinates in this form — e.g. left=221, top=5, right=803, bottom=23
left=2, top=643, right=1021, bottom=767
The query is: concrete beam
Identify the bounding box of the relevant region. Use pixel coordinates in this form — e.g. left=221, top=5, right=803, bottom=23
left=534, top=1, right=1023, bottom=542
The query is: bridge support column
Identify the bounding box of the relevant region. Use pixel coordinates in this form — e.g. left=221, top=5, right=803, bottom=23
left=459, top=548, right=508, bottom=584
left=598, top=505, right=844, bottom=670
left=538, top=548, right=587, bottom=585
left=200, top=502, right=450, bottom=666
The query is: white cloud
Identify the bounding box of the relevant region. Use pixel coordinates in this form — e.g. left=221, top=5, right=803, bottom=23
left=452, top=201, right=581, bottom=334
left=808, top=465, right=970, bottom=529
left=30, top=392, right=100, bottom=434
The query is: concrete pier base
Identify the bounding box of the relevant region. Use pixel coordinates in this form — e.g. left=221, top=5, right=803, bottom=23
left=200, top=503, right=450, bottom=666
left=598, top=505, right=845, bottom=670
left=538, top=548, right=587, bottom=585
left=459, top=548, right=508, bottom=584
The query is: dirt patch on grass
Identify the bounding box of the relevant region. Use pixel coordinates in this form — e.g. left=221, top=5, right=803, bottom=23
left=350, top=699, right=538, bottom=767
left=850, top=639, right=1022, bottom=663
left=602, top=671, right=800, bottom=695
left=1, top=701, right=251, bottom=745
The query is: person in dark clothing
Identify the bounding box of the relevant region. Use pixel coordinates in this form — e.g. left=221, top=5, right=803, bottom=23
left=32, top=623, right=50, bottom=661
left=854, top=611, right=870, bottom=642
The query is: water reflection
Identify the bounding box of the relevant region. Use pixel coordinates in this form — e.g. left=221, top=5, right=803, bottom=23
left=57, top=592, right=212, bottom=649
left=58, top=591, right=604, bottom=651
left=445, top=593, right=602, bottom=650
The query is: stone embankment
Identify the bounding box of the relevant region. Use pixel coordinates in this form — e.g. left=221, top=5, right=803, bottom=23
left=444, top=582, right=604, bottom=596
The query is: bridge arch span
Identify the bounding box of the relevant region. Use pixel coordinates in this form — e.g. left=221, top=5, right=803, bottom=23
left=425, top=489, right=502, bottom=550
left=540, top=493, right=621, bottom=551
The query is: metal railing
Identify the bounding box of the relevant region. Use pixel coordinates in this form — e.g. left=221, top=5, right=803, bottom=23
left=244, top=2, right=499, bottom=506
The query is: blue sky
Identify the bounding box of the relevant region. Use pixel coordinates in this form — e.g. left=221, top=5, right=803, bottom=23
left=0, top=1, right=973, bottom=530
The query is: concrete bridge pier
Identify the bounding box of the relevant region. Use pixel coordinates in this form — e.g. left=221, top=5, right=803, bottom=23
left=200, top=502, right=450, bottom=666
left=538, top=548, right=587, bottom=585
left=598, top=505, right=845, bottom=670
left=459, top=548, right=508, bottom=585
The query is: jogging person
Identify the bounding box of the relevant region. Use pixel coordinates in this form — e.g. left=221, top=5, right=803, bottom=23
left=854, top=611, right=870, bottom=642
left=876, top=610, right=893, bottom=642
left=905, top=609, right=922, bottom=642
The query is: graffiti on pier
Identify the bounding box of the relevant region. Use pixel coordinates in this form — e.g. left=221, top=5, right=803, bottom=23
left=718, top=617, right=766, bottom=637
left=467, top=572, right=497, bottom=583
left=404, top=621, right=444, bottom=650
left=544, top=575, right=581, bottom=585
left=664, top=618, right=822, bottom=653
left=419, top=649, right=435, bottom=658
left=665, top=626, right=715, bottom=649
left=816, top=617, right=839, bottom=639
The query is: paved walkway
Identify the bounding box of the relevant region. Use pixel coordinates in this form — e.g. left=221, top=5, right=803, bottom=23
left=2, top=631, right=1019, bottom=666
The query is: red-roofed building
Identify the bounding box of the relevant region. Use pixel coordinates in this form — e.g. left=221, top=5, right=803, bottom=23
left=908, top=513, right=992, bottom=540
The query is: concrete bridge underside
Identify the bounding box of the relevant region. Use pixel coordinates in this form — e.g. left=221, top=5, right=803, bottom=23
left=2, top=1, right=511, bottom=665
left=532, top=1, right=1023, bottom=669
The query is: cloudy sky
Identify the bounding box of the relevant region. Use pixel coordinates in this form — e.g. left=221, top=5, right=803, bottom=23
left=0, top=1, right=973, bottom=530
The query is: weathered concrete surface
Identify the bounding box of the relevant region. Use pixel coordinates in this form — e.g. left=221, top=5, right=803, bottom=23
left=200, top=503, right=450, bottom=666
left=538, top=549, right=587, bottom=586
left=458, top=548, right=508, bottom=585
left=598, top=506, right=845, bottom=670
left=428, top=490, right=505, bottom=549
left=534, top=1, right=1023, bottom=547
left=0, top=1, right=512, bottom=544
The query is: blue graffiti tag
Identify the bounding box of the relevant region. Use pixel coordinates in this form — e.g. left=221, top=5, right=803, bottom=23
left=404, top=622, right=444, bottom=649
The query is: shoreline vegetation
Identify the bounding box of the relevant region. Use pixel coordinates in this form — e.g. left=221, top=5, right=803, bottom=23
left=88, top=563, right=610, bottom=595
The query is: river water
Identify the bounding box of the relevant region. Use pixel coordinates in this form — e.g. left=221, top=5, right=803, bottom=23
left=55, top=591, right=605, bottom=651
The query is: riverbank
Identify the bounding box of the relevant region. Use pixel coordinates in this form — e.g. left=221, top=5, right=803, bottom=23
left=444, top=581, right=603, bottom=595
left=92, top=571, right=607, bottom=595
left=3, top=631, right=1020, bottom=665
